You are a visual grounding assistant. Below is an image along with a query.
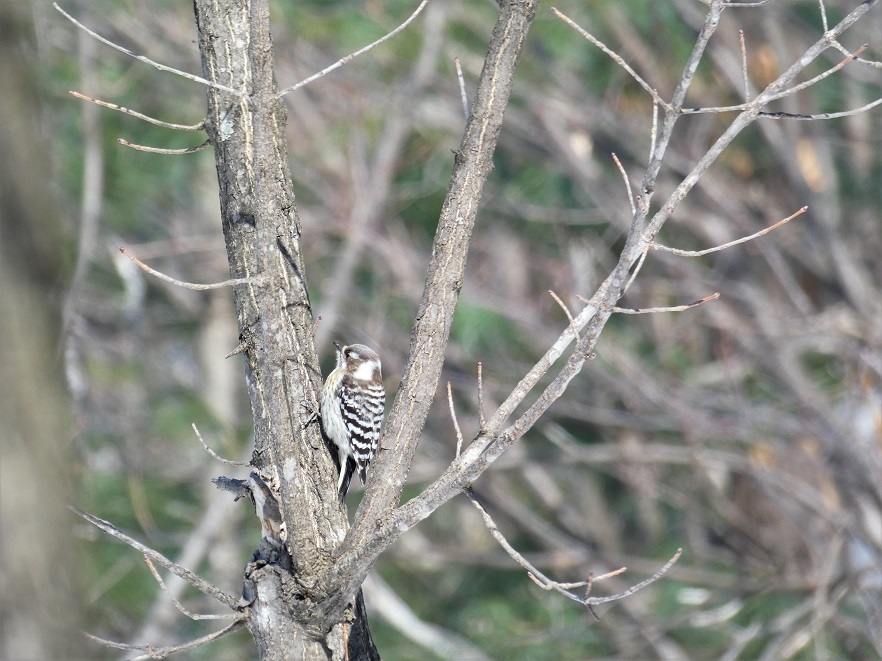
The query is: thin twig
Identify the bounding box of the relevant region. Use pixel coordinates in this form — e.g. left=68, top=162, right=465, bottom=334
left=685, top=95, right=882, bottom=118
left=648, top=96, right=658, bottom=170
left=119, top=247, right=264, bottom=290
left=530, top=566, right=627, bottom=591
left=477, top=362, right=486, bottom=432
left=118, top=138, right=211, bottom=154
left=829, top=39, right=882, bottom=69
left=85, top=620, right=246, bottom=660
left=622, top=243, right=650, bottom=295
left=611, top=153, right=636, bottom=217
left=739, top=30, right=750, bottom=102
left=767, top=44, right=867, bottom=103
left=466, top=489, right=573, bottom=597
left=548, top=290, right=580, bottom=342
left=585, top=548, right=683, bottom=606
left=311, top=315, right=323, bottom=338
left=466, top=489, right=683, bottom=617
left=818, top=0, right=829, bottom=32
left=143, top=556, right=239, bottom=620
left=83, top=632, right=142, bottom=651
left=278, top=0, right=431, bottom=97
left=192, top=424, right=249, bottom=467
left=551, top=7, right=669, bottom=109
left=455, top=57, right=470, bottom=120
left=447, top=382, right=465, bottom=458
left=758, top=98, right=882, bottom=120
left=71, top=507, right=240, bottom=609
left=651, top=206, right=807, bottom=256
left=613, top=292, right=720, bottom=314
left=68, top=91, right=205, bottom=130
left=53, top=4, right=243, bottom=97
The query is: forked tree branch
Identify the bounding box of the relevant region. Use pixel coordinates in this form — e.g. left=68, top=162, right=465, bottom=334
left=466, top=490, right=682, bottom=618
left=332, top=0, right=879, bottom=603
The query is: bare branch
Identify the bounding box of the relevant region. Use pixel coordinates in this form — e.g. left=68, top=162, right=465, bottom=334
left=739, top=30, right=750, bottom=102
left=143, top=556, right=239, bottom=621
left=477, top=362, right=486, bottom=432
left=68, top=91, right=205, bottom=130
left=466, top=489, right=593, bottom=610
left=83, top=632, right=143, bottom=652
left=118, top=138, right=211, bottom=154
left=192, top=424, right=249, bottom=467
left=819, top=0, right=829, bottom=32
left=277, top=0, right=430, bottom=97
left=829, top=40, right=882, bottom=69
left=622, top=243, right=650, bottom=295
left=723, top=0, right=775, bottom=7
left=85, top=619, right=247, bottom=660
left=70, top=507, right=240, bottom=609
left=447, top=382, right=465, bottom=458
left=766, top=44, right=867, bottom=104
left=119, top=247, right=264, bottom=290
left=641, top=0, right=726, bottom=206
left=681, top=34, right=872, bottom=118
left=551, top=7, right=669, bottom=109
left=758, top=97, right=882, bottom=120
left=611, top=153, right=636, bottom=217
left=612, top=292, right=720, bottom=315
left=466, top=490, right=683, bottom=616
left=53, top=4, right=243, bottom=97
left=455, top=57, right=469, bottom=120
left=548, top=290, right=580, bottom=342
left=586, top=548, right=683, bottom=606
left=652, top=207, right=807, bottom=257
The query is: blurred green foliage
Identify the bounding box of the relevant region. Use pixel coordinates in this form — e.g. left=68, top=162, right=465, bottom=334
left=42, top=0, right=882, bottom=658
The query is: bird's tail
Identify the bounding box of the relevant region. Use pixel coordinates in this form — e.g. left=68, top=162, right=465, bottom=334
left=339, top=456, right=357, bottom=500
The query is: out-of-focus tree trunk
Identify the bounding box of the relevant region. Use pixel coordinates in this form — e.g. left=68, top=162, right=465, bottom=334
left=0, top=5, right=85, bottom=658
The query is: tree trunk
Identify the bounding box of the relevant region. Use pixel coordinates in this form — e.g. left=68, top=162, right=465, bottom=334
left=193, top=0, right=377, bottom=657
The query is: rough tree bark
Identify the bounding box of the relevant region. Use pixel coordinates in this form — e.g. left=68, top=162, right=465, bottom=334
left=193, top=0, right=536, bottom=657
left=194, top=0, right=374, bottom=657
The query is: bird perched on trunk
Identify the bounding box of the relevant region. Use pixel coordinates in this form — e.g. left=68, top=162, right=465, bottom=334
left=320, top=342, right=385, bottom=499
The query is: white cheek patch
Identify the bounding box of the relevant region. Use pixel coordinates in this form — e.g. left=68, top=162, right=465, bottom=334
left=352, top=361, right=377, bottom=381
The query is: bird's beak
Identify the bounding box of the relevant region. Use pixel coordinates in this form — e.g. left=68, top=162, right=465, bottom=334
left=333, top=341, right=342, bottom=352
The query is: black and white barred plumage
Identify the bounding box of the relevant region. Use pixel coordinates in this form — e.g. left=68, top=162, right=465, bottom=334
left=320, top=342, right=385, bottom=499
